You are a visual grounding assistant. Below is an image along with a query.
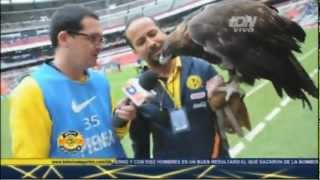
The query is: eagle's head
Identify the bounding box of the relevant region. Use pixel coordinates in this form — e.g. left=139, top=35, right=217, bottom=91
left=158, top=40, right=177, bottom=65
left=159, top=22, right=191, bottom=65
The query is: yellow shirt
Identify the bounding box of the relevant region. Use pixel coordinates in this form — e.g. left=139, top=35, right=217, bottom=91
left=10, top=76, right=128, bottom=158
left=159, top=56, right=182, bottom=108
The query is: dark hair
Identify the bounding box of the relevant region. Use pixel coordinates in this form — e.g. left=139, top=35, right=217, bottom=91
left=123, top=16, right=159, bottom=50
left=50, top=4, right=99, bottom=48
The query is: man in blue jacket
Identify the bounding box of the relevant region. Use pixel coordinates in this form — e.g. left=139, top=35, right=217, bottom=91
left=122, top=16, right=230, bottom=159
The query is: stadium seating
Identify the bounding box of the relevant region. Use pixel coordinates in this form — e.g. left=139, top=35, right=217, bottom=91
left=1, top=0, right=203, bottom=46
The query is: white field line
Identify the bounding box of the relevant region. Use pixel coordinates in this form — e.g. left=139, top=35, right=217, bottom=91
left=244, top=122, right=266, bottom=142
left=245, top=81, right=268, bottom=97
left=280, top=97, right=291, bottom=107
left=309, top=68, right=318, bottom=77
left=265, top=107, right=282, bottom=122
left=229, top=142, right=245, bottom=157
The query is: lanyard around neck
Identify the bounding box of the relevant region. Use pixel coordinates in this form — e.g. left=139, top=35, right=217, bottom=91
left=159, top=79, right=181, bottom=109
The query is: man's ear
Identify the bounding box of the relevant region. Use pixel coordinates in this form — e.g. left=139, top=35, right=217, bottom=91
left=57, top=31, right=69, bottom=47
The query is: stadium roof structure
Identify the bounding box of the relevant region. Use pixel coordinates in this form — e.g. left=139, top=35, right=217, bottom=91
left=1, top=0, right=59, bottom=4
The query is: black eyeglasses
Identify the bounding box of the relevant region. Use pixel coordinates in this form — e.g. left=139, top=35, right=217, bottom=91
left=67, top=31, right=106, bottom=45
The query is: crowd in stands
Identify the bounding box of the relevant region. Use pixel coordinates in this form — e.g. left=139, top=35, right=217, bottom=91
left=1, top=0, right=201, bottom=69
left=1, top=0, right=134, bottom=23
left=1, top=0, right=200, bottom=47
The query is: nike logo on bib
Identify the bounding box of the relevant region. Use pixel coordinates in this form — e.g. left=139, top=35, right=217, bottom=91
left=71, top=96, right=96, bottom=113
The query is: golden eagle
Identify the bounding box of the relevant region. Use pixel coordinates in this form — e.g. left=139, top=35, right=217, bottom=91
left=159, top=0, right=318, bottom=109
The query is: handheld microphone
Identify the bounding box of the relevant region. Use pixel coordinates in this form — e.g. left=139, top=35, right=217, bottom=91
left=122, top=70, right=159, bottom=106
left=113, top=70, right=159, bottom=127
left=138, top=70, right=159, bottom=91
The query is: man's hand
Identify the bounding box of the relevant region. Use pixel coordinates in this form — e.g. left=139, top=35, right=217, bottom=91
left=113, top=98, right=137, bottom=127
left=206, top=75, right=227, bottom=110
left=206, top=75, right=224, bottom=96
left=206, top=75, right=251, bottom=135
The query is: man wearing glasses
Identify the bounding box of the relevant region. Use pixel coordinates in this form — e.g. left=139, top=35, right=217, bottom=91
left=10, top=4, right=136, bottom=158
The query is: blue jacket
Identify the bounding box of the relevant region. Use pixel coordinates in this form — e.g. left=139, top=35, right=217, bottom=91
left=130, top=56, right=229, bottom=159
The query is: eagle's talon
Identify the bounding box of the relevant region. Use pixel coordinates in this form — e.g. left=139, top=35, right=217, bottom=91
left=222, top=79, right=243, bottom=101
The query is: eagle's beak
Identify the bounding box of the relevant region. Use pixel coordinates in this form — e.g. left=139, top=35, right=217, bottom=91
left=158, top=54, right=171, bottom=65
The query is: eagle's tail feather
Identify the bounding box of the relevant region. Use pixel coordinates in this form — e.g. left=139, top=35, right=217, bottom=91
left=275, top=14, right=306, bottom=43
left=280, top=54, right=318, bottom=109
left=301, top=93, right=312, bottom=110
left=289, top=54, right=318, bottom=98
left=287, top=19, right=306, bottom=42
left=269, top=16, right=316, bottom=108
left=271, top=81, right=283, bottom=98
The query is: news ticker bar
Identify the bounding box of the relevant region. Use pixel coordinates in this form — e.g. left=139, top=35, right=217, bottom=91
left=1, top=159, right=116, bottom=165
left=1, top=159, right=318, bottom=166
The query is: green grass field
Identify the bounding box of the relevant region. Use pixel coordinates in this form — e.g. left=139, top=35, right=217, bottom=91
left=1, top=28, right=318, bottom=159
